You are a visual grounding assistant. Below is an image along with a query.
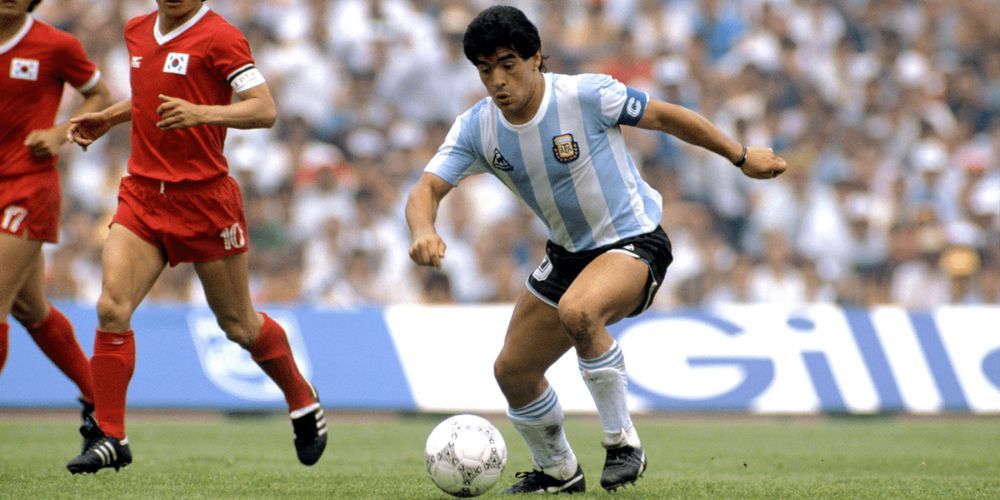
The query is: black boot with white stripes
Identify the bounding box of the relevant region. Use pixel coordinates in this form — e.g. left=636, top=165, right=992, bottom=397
left=67, top=434, right=132, bottom=474
left=290, top=388, right=327, bottom=466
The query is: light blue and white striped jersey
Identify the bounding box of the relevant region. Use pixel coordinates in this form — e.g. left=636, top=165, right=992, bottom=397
left=425, top=72, right=663, bottom=252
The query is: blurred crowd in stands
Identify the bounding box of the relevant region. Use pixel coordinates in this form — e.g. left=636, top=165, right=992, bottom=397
left=34, top=0, right=1000, bottom=308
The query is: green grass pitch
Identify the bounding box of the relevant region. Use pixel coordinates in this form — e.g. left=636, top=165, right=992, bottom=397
left=1, top=412, right=997, bottom=499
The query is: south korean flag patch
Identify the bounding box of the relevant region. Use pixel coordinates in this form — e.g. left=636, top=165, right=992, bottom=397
left=163, top=52, right=189, bottom=75
left=10, top=58, right=39, bottom=81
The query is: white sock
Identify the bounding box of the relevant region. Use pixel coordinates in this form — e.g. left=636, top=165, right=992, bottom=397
left=507, top=386, right=578, bottom=479
left=579, top=340, right=641, bottom=448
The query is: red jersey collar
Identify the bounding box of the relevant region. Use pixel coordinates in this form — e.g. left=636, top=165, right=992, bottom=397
left=154, top=4, right=209, bottom=46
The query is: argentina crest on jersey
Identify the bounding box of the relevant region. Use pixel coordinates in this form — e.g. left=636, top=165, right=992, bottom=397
left=552, top=133, right=579, bottom=163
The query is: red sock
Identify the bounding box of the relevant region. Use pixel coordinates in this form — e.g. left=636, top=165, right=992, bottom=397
left=92, top=330, right=135, bottom=439
left=25, top=307, right=94, bottom=403
left=0, top=322, right=8, bottom=375
left=249, top=313, right=315, bottom=411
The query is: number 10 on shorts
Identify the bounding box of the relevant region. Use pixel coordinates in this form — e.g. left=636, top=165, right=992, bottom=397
left=219, top=223, right=246, bottom=250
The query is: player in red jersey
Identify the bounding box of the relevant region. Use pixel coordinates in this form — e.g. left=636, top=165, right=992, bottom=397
left=0, top=0, right=111, bottom=451
left=64, top=0, right=326, bottom=474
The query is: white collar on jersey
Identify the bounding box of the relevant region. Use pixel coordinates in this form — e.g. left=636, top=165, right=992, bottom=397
left=0, top=15, right=34, bottom=55
left=154, top=5, right=209, bottom=46
left=497, top=72, right=553, bottom=131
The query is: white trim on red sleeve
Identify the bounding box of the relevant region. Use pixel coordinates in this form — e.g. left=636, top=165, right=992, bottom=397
left=76, top=70, right=102, bottom=93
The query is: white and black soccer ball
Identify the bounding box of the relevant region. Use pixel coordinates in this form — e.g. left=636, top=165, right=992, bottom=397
left=424, top=414, right=507, bottom=497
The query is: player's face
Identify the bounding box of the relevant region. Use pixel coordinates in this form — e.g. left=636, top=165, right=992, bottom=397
left=475, top=47, right=544, bottom=124
left=156, top=0, right=202, bottom=21
left=0, top=0, right=32, bottom=18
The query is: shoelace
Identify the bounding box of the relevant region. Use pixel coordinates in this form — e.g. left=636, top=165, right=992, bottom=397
left=605, top=447, right=637, bottom=467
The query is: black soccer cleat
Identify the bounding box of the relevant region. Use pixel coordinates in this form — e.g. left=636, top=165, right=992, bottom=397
left=291, top=387, right=327, bottom=466
left=600, top=445, right=646, bottom=491
left=67, top=435, right=132, bottom=474
left=78, top=398, right=101, bottom=453
left=502, top=464, right=585, bottom=494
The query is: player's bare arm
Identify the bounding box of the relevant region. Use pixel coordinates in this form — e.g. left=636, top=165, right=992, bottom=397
left=25, top=79, right=113, bottom=158
left=155, top=83, right=276, bottom=131
left=637, top=99, right=787, bottom=179
left=405, top=173, right=453, bottom=270
left=67, top=98, right=133, bottom=150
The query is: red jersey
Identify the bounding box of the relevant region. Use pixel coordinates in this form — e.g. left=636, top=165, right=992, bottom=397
left=124, top=6, right=260, bottom=182
left=0, top=16, right=100, bottom=176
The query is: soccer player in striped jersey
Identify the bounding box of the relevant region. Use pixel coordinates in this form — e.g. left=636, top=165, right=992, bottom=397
left=0, top=0, right=111, bottom=451
left=64, top=0, right=325, bottom=474
left=405, top=5, right=787, bottom=494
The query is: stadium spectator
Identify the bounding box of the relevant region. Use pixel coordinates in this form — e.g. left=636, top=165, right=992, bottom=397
left=22, top=0, right=1000, bottom=309
left=63, top=0, right=326, bottom=474
left=404, top=5, right=786, bottom=494
left=418, top=269, right=454, bottom=304
left=749, top=231, right=808, bottom=304
left=0, top=0, right=111, bottom=451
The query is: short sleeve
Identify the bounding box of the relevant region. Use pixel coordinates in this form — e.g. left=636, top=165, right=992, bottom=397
left=208, top=25, right=263, bottom=91
left=57, top=35, right=99, bottom=92
left=578, top=73, right=649, bottom=129
left=424, top=112, right=488, bottom=186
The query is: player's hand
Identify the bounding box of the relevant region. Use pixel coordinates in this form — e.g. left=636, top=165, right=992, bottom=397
left=156, top=94, right=206, bottom=130
left=409, top=233, right=447, bottom=270
left=67, top=112, right=111, bottom=151
left=24, top=127, right=66, bottom=158
left=739, top=147, right=788, bottom=179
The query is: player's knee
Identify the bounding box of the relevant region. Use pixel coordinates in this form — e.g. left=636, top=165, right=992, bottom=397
left=96, top=294, right=132, bottom=330
left=493, top=357, right=512, bottom=386
left=217, top=317, right=253, bottom=348
left=557, top=302, right=596, bottom=342
left=10, top=302, right=46, bottom=328
left=493, top=356, right=528, bottom=389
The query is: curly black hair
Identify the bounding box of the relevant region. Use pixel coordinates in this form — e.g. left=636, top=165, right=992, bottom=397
left=463, top=5, right=547, bottom=72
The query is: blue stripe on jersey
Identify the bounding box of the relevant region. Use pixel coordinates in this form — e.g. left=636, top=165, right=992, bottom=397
left=576, top=78, right=657, bottom=240
left=495, top=114, right=546, bottom=224
left=538, top=94, right=596, bottom=249
left=447, top=105, right=485, bottom=181
left=426, top=100, right=490, bottom=186
left=635, top=156, right=663, bottom=223
left=425, top=73, right=662, bottom=251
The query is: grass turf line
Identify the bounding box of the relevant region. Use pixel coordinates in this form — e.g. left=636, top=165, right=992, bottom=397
left=1, top=414, right=998, bottom=499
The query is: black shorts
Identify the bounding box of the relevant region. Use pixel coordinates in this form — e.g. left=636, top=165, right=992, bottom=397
left=526, top=226, right=673, bottom=317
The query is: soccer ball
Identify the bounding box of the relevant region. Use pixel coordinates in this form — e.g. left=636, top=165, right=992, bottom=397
left=424, top=414, right=507, bottom=497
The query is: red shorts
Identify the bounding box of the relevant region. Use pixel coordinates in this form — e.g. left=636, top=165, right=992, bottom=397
left=113, top=175, right=250, bottom=267
left=0, top=168, right=61, bottom=243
